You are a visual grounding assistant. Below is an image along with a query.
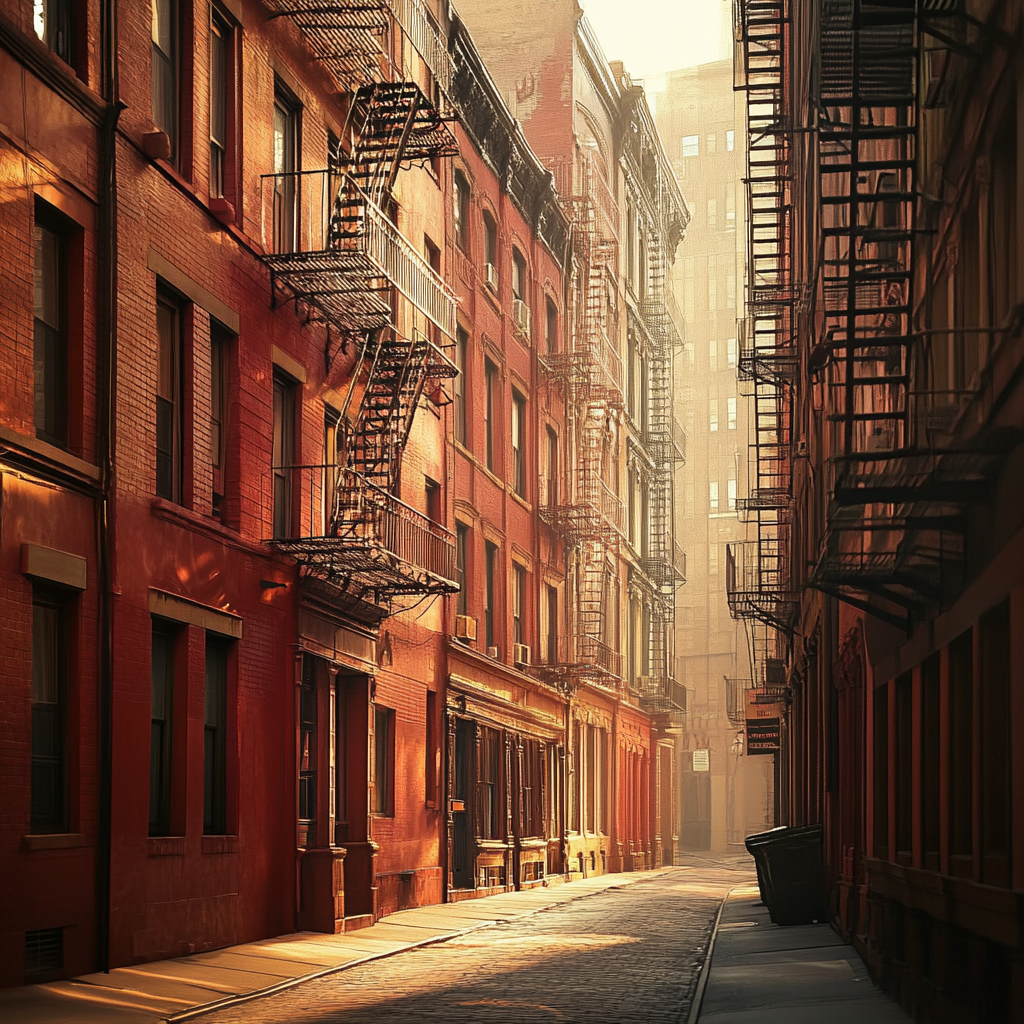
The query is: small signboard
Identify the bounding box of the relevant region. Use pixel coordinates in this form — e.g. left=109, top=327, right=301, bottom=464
left=692, top=749, right=710, bottom=772
left=745, top=692, right=781, bottom=755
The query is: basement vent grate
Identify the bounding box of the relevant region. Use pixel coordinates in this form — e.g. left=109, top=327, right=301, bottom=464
left=25, top=928, right=63, bottom=977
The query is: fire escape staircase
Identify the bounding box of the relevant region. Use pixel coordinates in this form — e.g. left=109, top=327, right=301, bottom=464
left=259, top=0, right=460, bottom=601
left=539, top=162, right=625, bottom=687
left=727, top=0, right=799, bottom=636
left=805, top=0, right=1012, bottom=631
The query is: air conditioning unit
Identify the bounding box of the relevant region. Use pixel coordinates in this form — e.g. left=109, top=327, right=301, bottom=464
left=487, top=645, right=500, bottom=659
left=514, top=643, right=532, bottom=667
left=484, top=263, right=498, bottom=291
left=513, top=298, right=531, bottom=335
left=454, top=615, right=477, bottom=641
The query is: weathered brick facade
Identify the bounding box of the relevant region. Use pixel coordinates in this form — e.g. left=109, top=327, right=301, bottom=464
left=0, top=0, right=681, bottom=988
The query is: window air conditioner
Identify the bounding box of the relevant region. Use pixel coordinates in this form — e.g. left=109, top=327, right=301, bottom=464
left=514, top=643, right=532, bottom=667
left=485, top=263, right=498, bottom=291
left=513, top=298, right=531, bottom=335
left=454, top=615, right=477, bottom=641
left=487, top=645, right=500, bottom=659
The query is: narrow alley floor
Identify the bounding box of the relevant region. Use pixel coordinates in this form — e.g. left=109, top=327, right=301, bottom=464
left=697, top=884, right=910, bottom=1024
left=0, top=858, right=910, bottom=1023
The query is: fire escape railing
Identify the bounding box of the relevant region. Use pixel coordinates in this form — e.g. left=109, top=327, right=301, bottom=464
left=257, top=0, right=460, bottom=601
left=805, top=0, right=1011, bottom=630
left=728, top=0, right=798, bottom=636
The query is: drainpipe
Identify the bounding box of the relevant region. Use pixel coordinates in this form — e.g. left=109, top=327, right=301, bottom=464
left=96, top=0, right=123, bottom=974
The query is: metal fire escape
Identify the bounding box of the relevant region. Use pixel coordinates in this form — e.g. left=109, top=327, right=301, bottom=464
left=807, top=0, right=1013, bottom=630
left=638, top=213, right=687, bottom=716
left=727, top=0, right=799, bottom=637
left=540, top=153, right=625, bottom=685
left=259, top=0, right=460, bottom=600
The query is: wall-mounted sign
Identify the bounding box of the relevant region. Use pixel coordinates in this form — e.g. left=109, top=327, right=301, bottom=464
left=692, top=749, right=710, bottom=772
left=745, top=692, right=781, bottom=755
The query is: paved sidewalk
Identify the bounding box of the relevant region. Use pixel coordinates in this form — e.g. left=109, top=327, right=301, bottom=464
left=695, top=885, right=909, bottom=1023
left=0, top=866, right=712, bottom=1024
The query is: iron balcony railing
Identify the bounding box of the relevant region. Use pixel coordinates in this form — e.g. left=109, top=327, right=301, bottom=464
left=639, top=543, right=686, bottom=587
left=267, top=464, right=456, bottom=590
left=565, top=634, right=623, bottom=682
left=260, top=170, right=457, bottom=338
left=389, top=0, right=453, bottom=98
left=637, top=675, right=688, bottom=714
left=596, top=478, right=625, bottom=536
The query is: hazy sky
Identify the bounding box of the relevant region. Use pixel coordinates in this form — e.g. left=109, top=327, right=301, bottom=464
left=580, top=0, right=730, bottom=81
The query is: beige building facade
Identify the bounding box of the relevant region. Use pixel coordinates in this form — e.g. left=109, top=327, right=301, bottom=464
left=656, top=60, right=772, bottom=852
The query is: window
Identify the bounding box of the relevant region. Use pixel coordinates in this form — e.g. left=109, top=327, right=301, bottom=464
left=512, top=562, right=526, bottom=646
left=272, top=84, right=299, bottom=253
left=725, top=189, right=736, bottom=231
left=682, top=134, right=699, bottom=158
left=545, top=584, right=558, bottom=665
left=726, top=129, right=735, bottom=151
left=373, top=706, right=394, bottom=816
left=484, top=541, right=498, bottom=650
left=949, top=630, right=972, bottom=861
left=156, top=291, right=183, bottom=502
left=425, top=690, right=438, bottom=806
left=726, top=337, right=737, bottom=368
left=204, top=636, right=229, bottom=835
left=726, top=273, right=736, bottom=309
left=708, top=543, right=719, bottom=575
left=512, top=248, right=527, bottom=302
left=209, top=6, right=234, bottom=199
left=478, top=726, right=500, bottom=840
left=272, top=372, right=296, bottom=539
left=454, top=327, right=468, bottom=444
left=545, top=427, right=558, bottom=507
left=484, top=359, right=497, bottom=471
left=706, top=198, right=717, bottom=231
left=521, top=739, right=543, bottom=839
left=323, top=405, right=341, bottom=535
left=873, top=685, right=888, bottom=859
left=210, top=325, right=230, bottom=518
left=707, top=253, right=717, bottom=310
left=707, top=133, right=717, bottom=153
left=456, top=522, right=469, bottom=616
left=298, top=659, right=317, bottom=830
left=545, top=298, right=558, bottom=354
left=709, top=399, right=719, bottom=432
left=33, top=213, right=68, bottom=448
left=727, top=478, right=737, bottom=511
left=709, top=481, right=719, bottom=512
left=453, top=171, right=470, bottom=250
left=483, top=211, right=498, bottom=277
left=31, top=592, right=67, bottom=834
left=151, top=0, right=178, bottom=162
left=34, top=0, right=75, bottom=66
left=425, top=477, right=441, bottom=523
left=709, top=334, right=718, bottom=371
left=150, top=622, right=177, bottom=837
left=511, top=389, right=526, bottom=497
left=727, top=396, right=737, bottom=430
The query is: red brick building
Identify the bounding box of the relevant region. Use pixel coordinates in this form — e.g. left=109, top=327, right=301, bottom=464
left=1, top=0, right=459, bottom=984
left=0, top=0, right=682, bottom=990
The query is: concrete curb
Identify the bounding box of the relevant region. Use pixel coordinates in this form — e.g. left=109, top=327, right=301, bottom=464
left=165, top=869, right=674, bottom=1023
left=684, top=885, right=736, bottom=1024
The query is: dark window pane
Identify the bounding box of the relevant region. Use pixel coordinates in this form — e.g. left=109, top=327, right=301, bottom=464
left=149, top=625, right=174, bottom=836
left=33, top=222, right=67, bottom=447
left=31, top=597, right=66, bottom=833
left=204, top=638, right=228, bottom=834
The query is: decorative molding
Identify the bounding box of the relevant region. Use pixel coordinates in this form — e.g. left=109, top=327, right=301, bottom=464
left=148, top=248, right=241, bottom=333
left=22, top=544, right=87, bottom=591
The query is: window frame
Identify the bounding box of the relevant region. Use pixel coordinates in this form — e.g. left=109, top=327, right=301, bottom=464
left=272, top=370, right=297, bottom=539
left=203, top=635, right=230, bottom=835
left=33, top=210, right=69, bottom=450
left=272, top=82, right=301, bottom=254
left=208, top=4, right=237, bottom=202
left=511, top=389, right=527, bottom=498
left=454, top=327, right=468, bottom=445
left=30, top=590, right=69, bottom=835
left=373, top=705, right=395, bottom=816
left=155, top=290, right=184, bottom=503
left=149, top=620, right=178, bottom=837
left=453, top=170, right=471, bottom=251
left=455, top=522, right=469, bottom=617
left=484, top=358, right=497, bottom=472
left=151, top=0, right=179, bottom=163
left=512, top=561, right=526, bottom=647
left=484, top=541, right=498, bottom=651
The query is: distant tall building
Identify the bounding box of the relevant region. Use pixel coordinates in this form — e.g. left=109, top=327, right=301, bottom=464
left=656, top=61, right=773, bottom=852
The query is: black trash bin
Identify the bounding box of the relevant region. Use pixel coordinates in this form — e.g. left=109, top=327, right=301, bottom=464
left=744, top=823, right=828, bottom=926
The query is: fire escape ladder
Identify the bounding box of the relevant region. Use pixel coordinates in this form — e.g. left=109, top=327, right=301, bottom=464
left=258, top=0, right=460, bottom=601
left=728, top=0, right=798, bottom=637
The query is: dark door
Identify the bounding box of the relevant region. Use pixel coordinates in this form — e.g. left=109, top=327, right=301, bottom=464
left=451, top=719, right=473, bottom=890
left=681, top=771, right=711, bottom=850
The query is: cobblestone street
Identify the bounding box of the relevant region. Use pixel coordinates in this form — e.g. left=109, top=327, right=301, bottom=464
left=201, top=870, right=732, bottom=1024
